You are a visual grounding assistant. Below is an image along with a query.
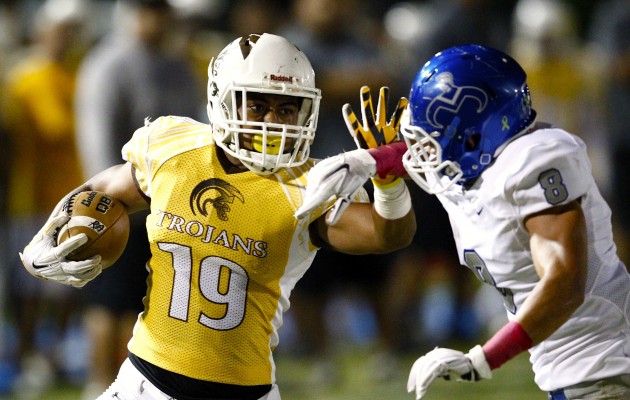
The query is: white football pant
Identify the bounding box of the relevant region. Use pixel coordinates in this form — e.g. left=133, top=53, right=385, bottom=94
left=96, top=358, right=281, bottom=400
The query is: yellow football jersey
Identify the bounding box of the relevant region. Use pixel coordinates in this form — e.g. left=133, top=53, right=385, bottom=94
left=122, top=116, right=366, bottom=386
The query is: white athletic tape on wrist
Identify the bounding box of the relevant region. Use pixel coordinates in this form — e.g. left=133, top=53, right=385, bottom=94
left=466, top=344, right=492, bottom=380
left=373, top=178, right=412, bottom=220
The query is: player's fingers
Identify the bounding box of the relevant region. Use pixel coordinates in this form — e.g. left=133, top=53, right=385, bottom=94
left=390, top=97, right=409, bottom=128
left=377, top=86, right=390, bottom=127
left=296, top=191, right=332, bottom=219
left=43, top=214, right=70, bottom=236
left=342, top=104, right=361, bottom=140
left=344, top=104, right=374, bottom=149
left=407, top=359, right=420, bottom=393
left=64, top=263, right=102, bottom=288
left=360, top=86, right=376, bottom=128
left=384, top=98, right=408, bottom=144
left=65, top=278, right=90, bottom=288
left=407, top=363, right=431, bottom=399
left=54, top=233, right=89, bottom=258
left=325, top=195, right=352, bottom=226
left=62, top=255, right=102, bottom=275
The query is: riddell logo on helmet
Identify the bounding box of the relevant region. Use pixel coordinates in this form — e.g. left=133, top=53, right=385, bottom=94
left=269, top=74, right=294, bottom=83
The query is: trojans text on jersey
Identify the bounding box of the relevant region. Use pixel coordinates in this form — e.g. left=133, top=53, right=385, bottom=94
left=155, top=209, right=268, bottom=258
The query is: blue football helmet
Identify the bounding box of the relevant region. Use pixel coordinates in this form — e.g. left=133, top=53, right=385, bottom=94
left=401, top=44, right=536, bottom=193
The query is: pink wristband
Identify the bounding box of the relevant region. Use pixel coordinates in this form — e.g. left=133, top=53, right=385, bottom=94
left=367, top=141, right=408, bottom=179
left=482, top=321, right=533, bottom=370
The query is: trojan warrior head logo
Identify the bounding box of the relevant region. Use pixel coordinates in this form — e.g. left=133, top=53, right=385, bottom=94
left=426, top=72, right=489, bottom=129
left=190, top=178, right=245, bottom=221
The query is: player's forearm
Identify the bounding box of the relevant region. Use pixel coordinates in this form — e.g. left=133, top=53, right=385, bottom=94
left=84, top=163, right=149, bottom=214
left=321, top=197, right=415, bottom=254
left=514, top=267, right=585, bottom=345
left=371, top=206, right=416, bottom=252
left=482, top=248, right=585, bottom=370
left=482, top=273, right=582, bottom=371
left=370, top=177, right=416, bottom=251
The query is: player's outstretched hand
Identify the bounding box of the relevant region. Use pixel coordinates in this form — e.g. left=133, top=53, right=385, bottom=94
left=295, top=148, right=376, bottom=225
left=343, top=85, right=408, bottom=149
left=343, top=86, right=407, bottom=185
left=20, top=214, right=102, bottom=288
left=407, top=345, right=492, bottom=399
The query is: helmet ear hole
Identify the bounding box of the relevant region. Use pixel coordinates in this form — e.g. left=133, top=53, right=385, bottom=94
left=465, top=133, right=481, bottom=151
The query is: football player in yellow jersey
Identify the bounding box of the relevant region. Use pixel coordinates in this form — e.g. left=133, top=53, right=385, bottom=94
left=19, top=33, right=416, bottom=400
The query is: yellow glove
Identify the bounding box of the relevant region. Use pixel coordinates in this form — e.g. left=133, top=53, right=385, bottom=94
left=342, top=86, right=408, bottom=185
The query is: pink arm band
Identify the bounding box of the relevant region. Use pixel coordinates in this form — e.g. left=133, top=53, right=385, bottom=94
left=482, top=321, right=533, bottom=370
left=367, top=141, right=408, bottom=179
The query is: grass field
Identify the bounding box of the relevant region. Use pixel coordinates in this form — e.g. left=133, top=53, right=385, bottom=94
left=15, top=344, right=543, bottom=400
left=275, top=345, right=542, bottom=400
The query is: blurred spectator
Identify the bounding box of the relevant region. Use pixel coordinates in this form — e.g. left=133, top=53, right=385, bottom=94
left=401, top=0, right=512, bottom=73
left=1, top=0, right=90, bottom=397
left=510, top=0, right=610, bottom=200
left=279, top=0, right=395, bottom=158
left=277, top=0, right=408, bottom=385
left=228, top=0, right=288, bottom=37
left=0, top=1, right=24, bottom=71
left=166, top=0, right=287, bottom=110
left=511, top=0, right=595, bottom=134
left=74, top=0, right=203, bottom=398
left=167, top=0, right=230, bottom=94
left=0, top=1, right=23, bottom=393
left=589, top=0, right=630, bottom=266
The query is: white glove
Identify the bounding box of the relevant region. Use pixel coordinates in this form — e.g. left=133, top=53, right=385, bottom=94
left=407, top=345, right=492, bottom=399
left=19, top=214, right=103, bottom=288
left=295, top=148, right=376, bottom=225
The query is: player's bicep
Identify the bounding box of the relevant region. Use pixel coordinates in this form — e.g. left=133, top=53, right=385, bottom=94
left=85, top=162, right=149, bottom=214
left=524, top=200, right=587, bottom=283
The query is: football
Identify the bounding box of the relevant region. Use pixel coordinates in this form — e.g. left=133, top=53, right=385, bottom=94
left=57, top=191, right=130, bottom=269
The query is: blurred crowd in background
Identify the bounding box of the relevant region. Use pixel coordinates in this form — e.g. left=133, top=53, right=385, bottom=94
left=0, top=0, right=628, bottom=398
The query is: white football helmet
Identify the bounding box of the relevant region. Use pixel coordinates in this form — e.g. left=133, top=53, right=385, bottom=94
left=207, top=33, right=321, bottom=175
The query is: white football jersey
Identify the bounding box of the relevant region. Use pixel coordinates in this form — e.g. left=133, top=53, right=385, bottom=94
left=436, top=125, right=630, bottom=391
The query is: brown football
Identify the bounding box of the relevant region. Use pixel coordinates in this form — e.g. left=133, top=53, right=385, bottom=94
left=57, top=191, right=129, bottom=269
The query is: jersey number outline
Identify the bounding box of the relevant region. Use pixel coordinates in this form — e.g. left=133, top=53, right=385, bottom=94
left=464, top=249, right=517, bottom=314
left=538, top=168, right=568, bottom=205
left=158, top=242, right=248, bottom=331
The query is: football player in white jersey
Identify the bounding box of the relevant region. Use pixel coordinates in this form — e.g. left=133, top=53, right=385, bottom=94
left=18, top=33, right=416, bottom=400
left=296, top=44, right=630, bottom=399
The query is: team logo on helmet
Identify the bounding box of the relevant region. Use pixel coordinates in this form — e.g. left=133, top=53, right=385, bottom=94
left=190, top=178, right=244, bottom=221
left=426, top=73, right=489, bottom=129
left=209, top=81, right=219, bottom=97
left=239, top=34, right=261, bottom=59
